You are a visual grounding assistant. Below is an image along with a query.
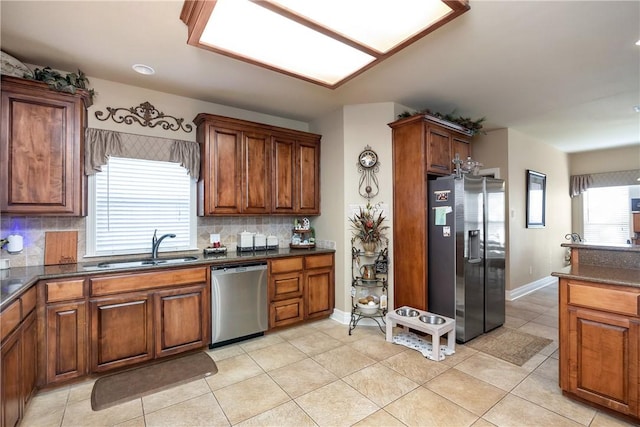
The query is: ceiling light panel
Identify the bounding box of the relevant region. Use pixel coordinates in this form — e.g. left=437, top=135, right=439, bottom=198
left=270, top=0, right=454, bottom=53
left=200, top=0, right=375, bottom=85
left=181, top=0, right=469, bottom=88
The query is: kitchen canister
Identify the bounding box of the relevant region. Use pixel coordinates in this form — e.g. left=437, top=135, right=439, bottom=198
left=266, top=235, right=278, bottom=249
left=7, top=234, right=23, bottom=254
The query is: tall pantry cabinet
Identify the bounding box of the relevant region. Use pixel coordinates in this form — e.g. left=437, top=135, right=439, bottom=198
left=0, top=75, right=91, bottom=216
left=389, top=114, right=472, bottom=310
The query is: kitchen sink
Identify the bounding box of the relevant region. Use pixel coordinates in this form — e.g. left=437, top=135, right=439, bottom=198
left=87, top=256, right=199, bottom=270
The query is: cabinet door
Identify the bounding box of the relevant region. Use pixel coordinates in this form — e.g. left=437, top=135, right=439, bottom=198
left=305, top=267, right=334, bottom=319
left=90, top=293, right=153, bottom=372
left=272, top=136, right=295, bottom=213
left=45, top=301, right=87, bottom=384
left=201, top=125, right=242, bottom=215
left=21, top=311, right=37, bottom=407
left=426, top=127, right=451, bottom=175
left=270, top=298, right=304, bottom=328
left=452, top=137, right=471, bottom=162
left=154, top=284, right=209, bottom=358
left=296, top=140, right=320, bottom=214
left=242, top=131, right=271, bottom=214
left=1, top=327, right=22, bottom=427
left=567, top=307, right=639, bottom=416
left=1, top=79, right=86, bottom=215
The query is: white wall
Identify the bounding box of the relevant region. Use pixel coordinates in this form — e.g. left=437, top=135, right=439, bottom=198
left=311, top=103, right=397, bottom=315
left=88, top=77, right=309, bottom=139
left=473, top=128, right=571, bottom=294
left=506, top=129, right=571, bottom=290
left=309, top=109, right=345, bottom=309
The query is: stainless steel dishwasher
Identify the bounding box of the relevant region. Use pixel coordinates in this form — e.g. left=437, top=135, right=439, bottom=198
left=210, top=262, right=268, bottom=348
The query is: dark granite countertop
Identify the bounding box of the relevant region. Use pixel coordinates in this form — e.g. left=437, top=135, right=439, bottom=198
left=552, top=265, right=640, bottom=288
left=561, top=242, right=640, bottom=252
left=0, top=247, right=335, bottom=310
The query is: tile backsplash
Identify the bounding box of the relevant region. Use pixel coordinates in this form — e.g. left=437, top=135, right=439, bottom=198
left=1, top=214, right=319, bottom=267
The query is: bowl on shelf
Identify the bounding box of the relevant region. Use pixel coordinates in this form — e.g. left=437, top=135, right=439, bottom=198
left=357, top=301, right=380, bottom=315
left=419, top=314, right=446, bottom=325
left=395, top=308, right=419, bottom=317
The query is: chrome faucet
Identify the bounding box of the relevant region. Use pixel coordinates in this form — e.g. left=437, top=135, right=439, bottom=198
left=151, top=229, right=176, bottom=259
left=564, top=233, right=583, bottom=243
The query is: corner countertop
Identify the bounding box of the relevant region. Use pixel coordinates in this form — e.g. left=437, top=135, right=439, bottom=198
left=0, top=247, right=335, bottom=310
left=561, top=242, right=640, bottom=252
left=552, top=264, right=640, bottom=288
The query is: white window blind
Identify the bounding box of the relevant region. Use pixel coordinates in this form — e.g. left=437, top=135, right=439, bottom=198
left=88, top=157, right=195, bottom=256
left=583, top=185, right=638, bottom=245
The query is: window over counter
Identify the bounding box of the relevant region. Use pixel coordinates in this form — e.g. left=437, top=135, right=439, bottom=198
left=583, top=184, right=640, bottom=245
left=86, top=157, right=196, bottom=256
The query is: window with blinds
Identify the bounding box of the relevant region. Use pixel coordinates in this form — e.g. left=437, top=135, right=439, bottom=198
left=87, top=157, right=196, bottom=256
left=583, top=185, right=639, bottom=245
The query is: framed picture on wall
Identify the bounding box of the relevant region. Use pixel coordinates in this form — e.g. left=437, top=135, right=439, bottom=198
left=526, top=170, right=546, bottom=228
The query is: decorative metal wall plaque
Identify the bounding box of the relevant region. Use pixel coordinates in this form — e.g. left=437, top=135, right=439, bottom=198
left=95, top=101, right=193, bottom=132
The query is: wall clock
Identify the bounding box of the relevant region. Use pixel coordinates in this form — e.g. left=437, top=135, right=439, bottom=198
left=357, top=145, right=380, bottom=200
left=359, top=149, right=378, bottom=168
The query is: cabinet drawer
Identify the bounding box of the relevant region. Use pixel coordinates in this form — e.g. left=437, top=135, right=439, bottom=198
left=271, top=272, right=303, bottom=301
left=567, top=280, right=640, bottom=316
left=46, top=278, right=85, bottom=303
left=270, top=257, right=303, bottom=274
left=270, top=298, right=304, bottom=328
left=0, top=299, right=21, bottom=342
left=21, top=286, right=37, bottom=316
left=90, top=267, right=207, bottom=296
left=305, top=253, right=333, bottom=270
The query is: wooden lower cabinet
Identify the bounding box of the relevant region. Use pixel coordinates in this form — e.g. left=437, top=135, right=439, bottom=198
left=269, top=257, right=304, bottom=328
left=90, top=293, right=154, bottom=372
left=304, top=254, right=334, bottom=320
left=21, top=312, right=37, bottom=407
left=1, top=326, right=21, bottom=427
left=1, top=303, right=37, bottom=427
left=89, top=270, right=210, bottom=371
left=155, top=284, right=209, bottom=358
left=269, top=253, right=334, bottom=328
left=45, top=301, right=87, bottom=384
left=560, top=278, right=640, bottom=418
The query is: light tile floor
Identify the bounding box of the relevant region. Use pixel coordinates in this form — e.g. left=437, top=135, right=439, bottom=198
left=22, top=283, right=639, bottom=426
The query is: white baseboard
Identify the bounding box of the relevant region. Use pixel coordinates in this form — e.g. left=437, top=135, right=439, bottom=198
left=506, top=275, right=558, bottom=301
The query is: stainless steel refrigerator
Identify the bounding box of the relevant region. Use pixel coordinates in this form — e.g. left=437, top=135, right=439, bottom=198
left=428, top=175, right=505, bottom=343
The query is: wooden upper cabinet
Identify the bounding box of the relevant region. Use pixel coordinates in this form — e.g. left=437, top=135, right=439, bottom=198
left=195, top=113, right=321, bottom=216
left=272, top=136, right=296, bottom=213
left=0, top=75, right=91, bottom=216
left=426, top=127, right=452, bottom=175
left=296, top=140, right=320, bottom=214
left=199, top=125, right=242, bottom=215
left=242, top=131, right=271, bottom=214
left=452, top=137, right=471, bottom=164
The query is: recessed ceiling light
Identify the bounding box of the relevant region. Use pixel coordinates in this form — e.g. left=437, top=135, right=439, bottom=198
left=132, top=64, right=155, bottom=75
left=180, top=0, right=469, bottom=88
left=636, top=39, right=640, bottom=46
left=634, top=105, right=640, bottom=113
